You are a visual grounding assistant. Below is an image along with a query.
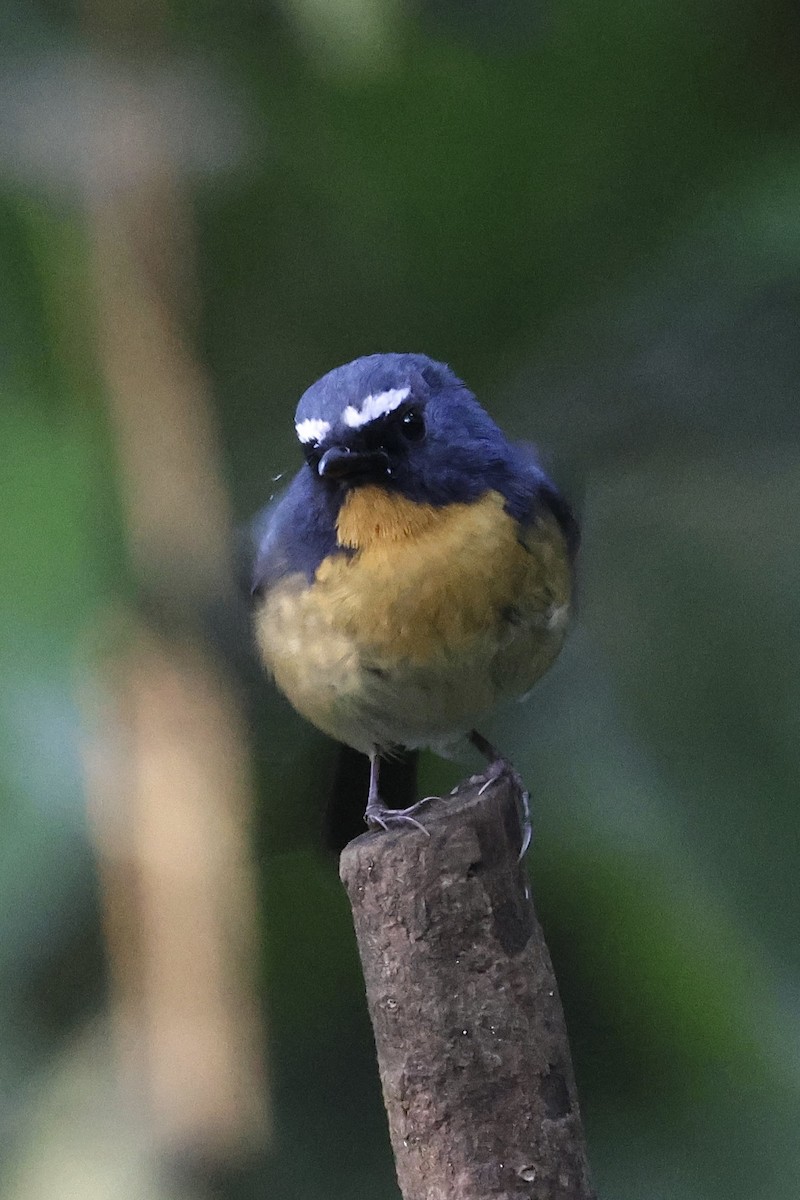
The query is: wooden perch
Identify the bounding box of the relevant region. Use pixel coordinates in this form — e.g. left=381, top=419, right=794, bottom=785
left=339, top=771, right=596, bottom=1200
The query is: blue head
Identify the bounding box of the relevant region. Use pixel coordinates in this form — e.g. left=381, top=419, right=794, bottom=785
left=294, top=352, right=526, bottom=509
left=252, top=353, right=577, bottom=594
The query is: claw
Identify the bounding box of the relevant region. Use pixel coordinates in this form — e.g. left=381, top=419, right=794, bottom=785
left=364, top=750, right=436, bottom=835
left=468, top=730, right=533, bottom=862
left=364, top=795, right=435, bottom=836
left=517, top=786, right=532, bottom=861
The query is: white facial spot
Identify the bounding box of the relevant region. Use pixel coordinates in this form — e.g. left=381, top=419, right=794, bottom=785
left=295, top=417, right=331, bottom=444
left=342, top=386, right=411, bottom=429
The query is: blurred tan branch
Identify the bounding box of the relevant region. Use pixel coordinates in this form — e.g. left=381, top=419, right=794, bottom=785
left=73, top=41, right=269, bottom=1169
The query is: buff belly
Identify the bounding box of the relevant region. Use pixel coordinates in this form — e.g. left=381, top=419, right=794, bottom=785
left=254, top=489, right=571, bottom=756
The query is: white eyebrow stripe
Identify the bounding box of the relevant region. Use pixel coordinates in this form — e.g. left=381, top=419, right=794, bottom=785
left=342, top=386, right=411, bottom=429
left=295, top=417, right=331, bottom=444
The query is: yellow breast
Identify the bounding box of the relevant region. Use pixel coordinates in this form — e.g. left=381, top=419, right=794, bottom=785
left=255, top=488, right=571, bottom=753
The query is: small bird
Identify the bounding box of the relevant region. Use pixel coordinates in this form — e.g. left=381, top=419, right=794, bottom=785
left=251, top=353, right=578, bottom=846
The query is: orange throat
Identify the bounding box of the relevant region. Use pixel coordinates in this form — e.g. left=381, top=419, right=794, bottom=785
left=335, top=486, right=443, bottom=550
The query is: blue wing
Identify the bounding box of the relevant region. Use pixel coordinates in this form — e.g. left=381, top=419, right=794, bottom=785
left=249, top=466, right=344, bottom=598
left=502, top=442, right=580, bottom=560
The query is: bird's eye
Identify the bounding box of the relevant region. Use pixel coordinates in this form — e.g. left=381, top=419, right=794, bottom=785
left=304, top=444, right=322, bottom=470
left=400, top=407, right=425, bottom=441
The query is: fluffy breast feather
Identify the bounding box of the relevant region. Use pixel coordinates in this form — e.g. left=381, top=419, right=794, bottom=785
left=254, top=487, right=572, bottom=752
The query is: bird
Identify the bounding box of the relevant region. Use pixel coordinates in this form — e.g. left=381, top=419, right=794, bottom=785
left=250, top=352, right=578, bottom=849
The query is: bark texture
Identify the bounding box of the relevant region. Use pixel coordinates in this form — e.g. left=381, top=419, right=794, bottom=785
left=339, top=772, right=596, bottom=1200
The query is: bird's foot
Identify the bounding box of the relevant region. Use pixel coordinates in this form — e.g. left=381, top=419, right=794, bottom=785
left=363, top=795, right=437, bottom=835
left=469, top=731, right=533, bottom=861
left=365, top=750, right=436, bottom=834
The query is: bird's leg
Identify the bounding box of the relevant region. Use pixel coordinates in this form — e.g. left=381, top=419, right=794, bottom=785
left=469, top=729, right=532, bottom=860
left=365, top=750, right=382, bottom=815
left=363, top=749, right=434, bottom=835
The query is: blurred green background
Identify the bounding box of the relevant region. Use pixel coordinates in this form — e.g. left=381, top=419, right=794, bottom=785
left=2, top=0, right=800, bottom=1197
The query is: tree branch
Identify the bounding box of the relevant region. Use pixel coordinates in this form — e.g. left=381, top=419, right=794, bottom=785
left=339, top=771, right=596, bottom=1200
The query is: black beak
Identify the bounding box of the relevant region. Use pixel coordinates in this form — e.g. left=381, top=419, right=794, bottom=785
left=317, top=445, right=389, bottom=482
